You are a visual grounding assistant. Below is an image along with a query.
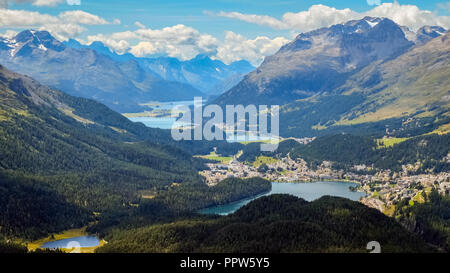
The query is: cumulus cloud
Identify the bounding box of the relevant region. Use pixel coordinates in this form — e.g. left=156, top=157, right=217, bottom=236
left=215, top=31, right=288, bottom=65
left=58, top=10, right=109, bottom=25
left=85, top=33, right=130, bottom=54
left=211, top=2, right=450, bottom=32
left=0, top=9, right=119, bottom=40
left=84, top=23, right=288, bottom=65
left=87, top=24, right=219, bottom=61
left=366, top=2, right=450, bottom=30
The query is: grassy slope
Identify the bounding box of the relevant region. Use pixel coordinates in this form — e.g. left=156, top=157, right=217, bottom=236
left=337, top=32, right=450, bottom=125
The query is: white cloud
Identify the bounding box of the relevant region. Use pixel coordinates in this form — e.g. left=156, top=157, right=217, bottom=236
left=366, top=2, right=450, bottom=30
left=0, top=9, right=119, bottom=40
left=212, top=2, right=450, bottom=32
left=135, top=21, right=146, bottom=29
left=85, top=33, right=130, bottom=54
left=84, top=24, right=287, bottom=65
left=0, top=29, right=18, bottom=38
left=93, top=24, right=219, bottom=61
left=58, top=10, right=109, bottom=25
left=0, top=9, right=60, bottom=26
left=214, top=11, right=287, bottom=29
left=281, top=5, right=358, bottom=32
left=128, top=41, right=155, bottom=56
left=41, top=23, right=86, bottom=40
left=215, top=31, right=288, bottom=65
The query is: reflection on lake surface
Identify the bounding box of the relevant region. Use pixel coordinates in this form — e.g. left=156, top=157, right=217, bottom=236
left=127, top=101, right=278, bottom=143
left=41, top=236, right=100, bottom=249
left=199, top=181, right=366, bottom=215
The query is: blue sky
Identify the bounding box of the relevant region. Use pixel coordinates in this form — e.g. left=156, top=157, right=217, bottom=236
left=1, top=0, right=450, bottom=64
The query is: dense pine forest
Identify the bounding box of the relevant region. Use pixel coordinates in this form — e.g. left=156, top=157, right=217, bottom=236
left=236, top=133, right=450, bottom=174
left=96, top=195, right=432, bottom=253
left=395, top=189, right=450, bottom=251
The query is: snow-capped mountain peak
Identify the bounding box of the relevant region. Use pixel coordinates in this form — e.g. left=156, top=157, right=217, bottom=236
left=1, top=30, right=65, bottom=57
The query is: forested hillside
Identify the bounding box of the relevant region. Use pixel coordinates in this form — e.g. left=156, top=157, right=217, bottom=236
left=290, top=134, right=450, bottom=173
left=96, top=195, right=432, bottom=253
left=0, top=65, right=270, bottom=241
left=234, top=133, right=449, bottom=175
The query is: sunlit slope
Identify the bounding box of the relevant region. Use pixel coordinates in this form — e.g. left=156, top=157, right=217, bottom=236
left=279, top=32, right=450, bottom=137
left=0, top=64, right=202, bottom=212
left=337, top=31, right=450, bottom=125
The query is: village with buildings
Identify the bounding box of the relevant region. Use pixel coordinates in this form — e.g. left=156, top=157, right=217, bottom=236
left=199, top=142, right=450, bottom=214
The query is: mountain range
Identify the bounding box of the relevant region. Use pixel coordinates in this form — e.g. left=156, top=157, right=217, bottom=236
left=214, top=17, right=449, bottom=137
left=64, top=39, right=255, bottom=95
left=0, top=31, right=254, bottom=112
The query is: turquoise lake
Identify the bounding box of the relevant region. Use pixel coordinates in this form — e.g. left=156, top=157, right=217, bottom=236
left=199, top=181, right=366, bottom=215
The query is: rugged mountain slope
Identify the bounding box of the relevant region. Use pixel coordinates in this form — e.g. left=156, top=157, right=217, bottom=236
left=415, top=26, right=447, bottom=45
left=279, top=30, right=450, bottom=137
left=97, top=195, right=432, bottom=253
left=335, top=31, right=450, bottom=125
left=137, top=55, right=255, bottom=95
left=215, top=17, right=415, bottom=106
left=0, top=63, right=202, bottom=194
left=0, top=30, right=203, bottom=112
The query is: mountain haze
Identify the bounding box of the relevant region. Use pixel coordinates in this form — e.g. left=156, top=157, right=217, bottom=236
left=0, top=30, right=204, bottom=112
left=63, top=39, right=255, bottom=95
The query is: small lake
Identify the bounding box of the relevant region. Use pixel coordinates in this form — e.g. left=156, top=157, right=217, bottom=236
left=199, top=181, right=366, bottom=215
left=41, top=236, right=100, bottom=249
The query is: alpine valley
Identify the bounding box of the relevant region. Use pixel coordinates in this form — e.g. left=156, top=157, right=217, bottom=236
left=0, top=12, right=449, bottom=255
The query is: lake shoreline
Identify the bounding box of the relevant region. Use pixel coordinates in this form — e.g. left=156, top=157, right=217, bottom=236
left=198, top=181, right=366, bottom=215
